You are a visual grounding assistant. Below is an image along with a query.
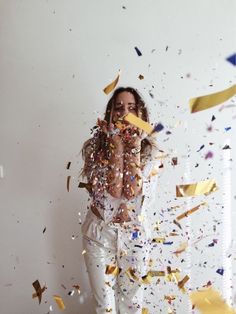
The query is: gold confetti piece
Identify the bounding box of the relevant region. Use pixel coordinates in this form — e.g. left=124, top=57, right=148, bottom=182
left=66, top=176, right=71, bottom=192
left=66, top=161, right=71, bottom=170
left=189, top=84, right=236, bottom=113
left=142, top=308, right=149, bottom=314
left=173, top=241, right=188, bottom=256
left=105, top=265, right=121, bottom=276
left=176, top=202, right=207, bottom=221
left=81, top=250, right=86, bottom=255
left=190, top=288, right=236, bottom=314
left=124, top=113, right=154, bottom=134
left=78, top=182, right=92, bottom=193
left=103, top=70, right=121, bottom=95
left=152, top=237, right=166, bottom=243
left=149, top=167, right=158, bottom=177
left=139, top=74, right=144, bottom=80
left=178, top=275, right=190, bottom=289
left=106, top=308, right=113, bottom=312
left=53, top=295, right=65, bottom=310
left=32, top=280, right=46, bottom=304
left=165, top=295, right=176, bottom=302
left=176, top=179, right=218, bottom=197
left=125, top=267, right=140, bottom=282
left=72, top=285, right=81, bottom=295
left=149, top=270, right=166, bottom=277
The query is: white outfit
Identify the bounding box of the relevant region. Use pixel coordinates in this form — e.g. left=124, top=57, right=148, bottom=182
left=81, top=134, right=160, bottom=314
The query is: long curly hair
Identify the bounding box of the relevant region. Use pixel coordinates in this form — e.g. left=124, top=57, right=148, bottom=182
left=80, top=86, right=154, bottom=179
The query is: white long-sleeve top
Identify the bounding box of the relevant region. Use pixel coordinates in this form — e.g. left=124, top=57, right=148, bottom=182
left=83, top=133, right=162, bottom=241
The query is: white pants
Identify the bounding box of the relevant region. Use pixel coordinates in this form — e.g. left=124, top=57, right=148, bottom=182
left=81, top=210, right=150, bottom=314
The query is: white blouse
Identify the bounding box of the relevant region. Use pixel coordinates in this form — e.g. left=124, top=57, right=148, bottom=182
left=83, top=133, right=162, bottom=241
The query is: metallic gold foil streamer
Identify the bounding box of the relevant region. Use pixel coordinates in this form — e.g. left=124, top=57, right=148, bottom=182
left=125, top=267, right=140, bottom=282
left=142, top=308, right=149, bottom=314
left=176, top=202, right=207, bottom=221
left=103, top=71, right=121, bottom=94
left=178, top=275, right=190, bottom=290
left=53, top=295, right=65, bottom=310
left=176, top=179, right=218, bottom=197
left=190, top=288, right=236, bottom=314
left=105, top=265, right=121, bottom=276
left=32, top=280, right=46, bottom=304
left=189, top=84, right=236, bottom=113
left=152, top=237, right=166, bottom=243
left=124, top=113, right=154, bottom=134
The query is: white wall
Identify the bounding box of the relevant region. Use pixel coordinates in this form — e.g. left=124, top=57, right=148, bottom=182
left=1, top=0, right=236, bottom=313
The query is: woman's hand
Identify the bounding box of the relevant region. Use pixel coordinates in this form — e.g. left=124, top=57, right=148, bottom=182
left=122, top=125, right=143, bottom=148
left=111, top=203, right=131, bottom=224
left=97, top=118, right=123, bottom=146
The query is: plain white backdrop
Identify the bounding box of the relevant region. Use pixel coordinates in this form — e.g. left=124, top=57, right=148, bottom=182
left=1, top=0, right=236, bottom=313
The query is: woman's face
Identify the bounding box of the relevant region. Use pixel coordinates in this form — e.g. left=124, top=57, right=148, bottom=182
left=111, top=91, right=138, bottom=124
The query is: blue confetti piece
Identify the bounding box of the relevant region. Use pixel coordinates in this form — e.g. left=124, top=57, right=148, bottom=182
left=216, top=268, right=224, bottom=275
left=163, top=241, right=173, bottom=245
left=132, top=231, right=139, bottom=240
left=153, top=123, right=164, bottom=133
left=226, top=53, right=236, bottom=66
left=134, top=46, right=142, bottom=56
left=208, top=242, right=215, bottom=247
left=225, top=127, right=231, bottom=131
left=130, top=175, right=135, bottom=181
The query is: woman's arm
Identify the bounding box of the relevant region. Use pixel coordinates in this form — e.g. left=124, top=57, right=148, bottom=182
left=123, top=132, right=143, bottom=200
left=106, top=134, right=124, bottom=198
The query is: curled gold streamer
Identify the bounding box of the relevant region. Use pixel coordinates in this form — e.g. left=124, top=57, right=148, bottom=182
left=189, top=84, right=236, bottom=113
left=103, top=71, right=121, bottom=94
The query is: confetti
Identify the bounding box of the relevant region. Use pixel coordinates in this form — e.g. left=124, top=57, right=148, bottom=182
left=190, top=288, right=236, bottom=314
left=124, top=113, right=154, bottom=134
left=173, top=242, right=188, bottom=256
left=152, top=122, right=164, bottom=133
left=176, top=180, right=218, bottom=197
left=189, top=84, right=236, bottom=113
left=177, top=275, right=190, bottom=290
left=226, top=53, right=236, bottom=66
left=105, top=265, right=121, bottom=276
left=72, top=284, right=81, bottom=294
left=53, top=295, right=65, bottom=310
left=139, top=74, right=144, bottom=80
left=66, top=176, right=71, bottom=192
left=32, top=280, right=46, bottom=304
left=134, top=46, right=142, bottom=56
left=66, top=161, right=71, bottom=170
left=176, top=202, right=207, bottom=220
left=78, top=182, right=92, bottom=193
left=216, top=268, right=224, bottom=276
left=103, top=70, right=121, bottom=94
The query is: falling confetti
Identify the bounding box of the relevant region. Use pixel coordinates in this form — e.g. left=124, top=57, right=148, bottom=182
left=176, top=180, right=218, bottom=197
left=190, top=288, right=236, bottom=314
left=32, top=280, right=47, bottom=304
left=103, top=70, right=121, bottom=94
left=189, top=84, right=236, bottom=113
left=53, top=295, right=65, bottom=310
left=226, top=53, right=236, bottom=66
left=134, top=46, right=142, bottom=56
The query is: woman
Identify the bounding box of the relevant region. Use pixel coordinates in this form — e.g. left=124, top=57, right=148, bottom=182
left=80, top=87, right=160, bottom=314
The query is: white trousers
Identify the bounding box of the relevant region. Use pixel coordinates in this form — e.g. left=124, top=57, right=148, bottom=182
left=81, top=210, right=150, bottom=314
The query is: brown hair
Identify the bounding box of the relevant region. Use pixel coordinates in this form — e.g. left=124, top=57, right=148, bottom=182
left=80, top=86, right=153, bottom=179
